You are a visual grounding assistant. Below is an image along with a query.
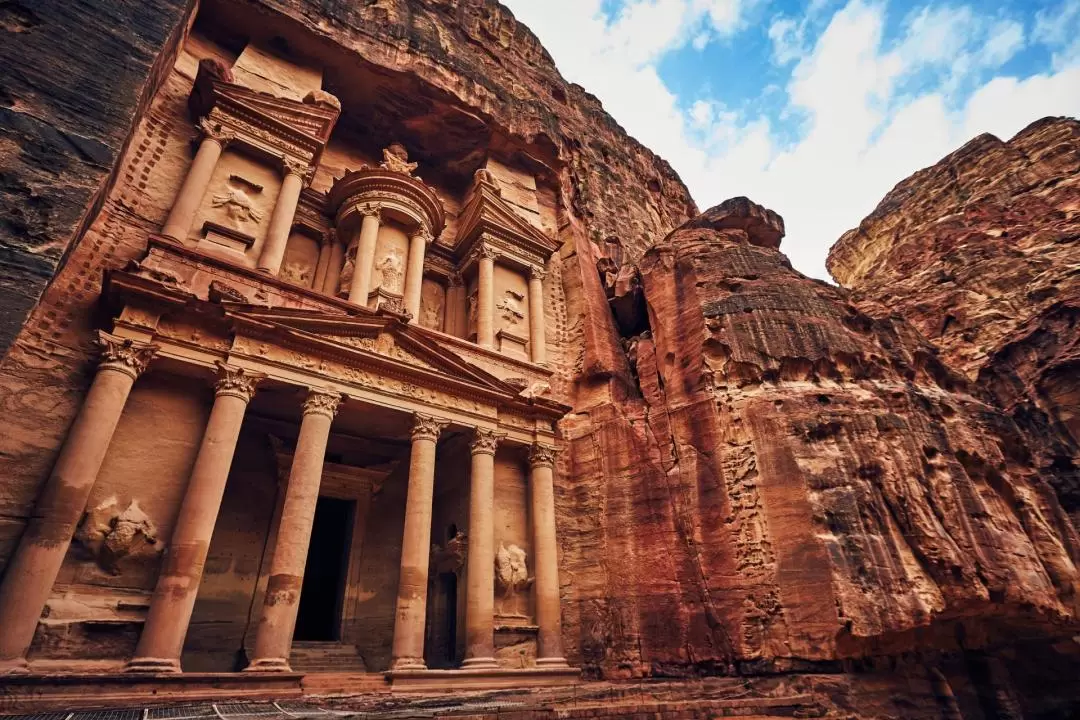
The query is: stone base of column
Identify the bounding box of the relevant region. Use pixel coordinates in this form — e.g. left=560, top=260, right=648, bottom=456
left=0, top=658, right=30, bottom=675
left=391, top=657, right=427, bottom=671
left=535, top=656, right=571, bottom=668
left=123, top=657, right=182, bottom=674
left=460, top=657, right=499, bottom=670
left=244, top=658, right=293, bottom=673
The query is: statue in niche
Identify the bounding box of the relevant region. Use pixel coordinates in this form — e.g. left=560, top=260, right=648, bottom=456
left=376, top=249, right=404, bottom=293
left=338, top=246, right=356, bottom=296
left=496, top=289, right=525, bottom=325
left=212, top=182, right=263, bottom=227
left=280, top=259, right=311, bottom=286
left=74, top=498, right=159, bottom=575
left=419, top=282, right=444, bottom=329
left=380, top=142, right=418, bottom=176
left=431, top=530, right=467, bottom=575
left=495, top=543, right=533, bottom=613
left=467, top=290, right=478, bottom=333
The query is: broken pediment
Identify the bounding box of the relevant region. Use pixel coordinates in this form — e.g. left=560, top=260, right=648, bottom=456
left=453, top=173, right=559, bottom=270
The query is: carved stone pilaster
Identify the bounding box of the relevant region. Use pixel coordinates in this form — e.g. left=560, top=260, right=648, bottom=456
left=411, top=414, right=448, bottom=442
left=528, top=444, right=558, bottom=469
left=196, top=117, right=235, bottom=147
left=213, top=362, right=264, bottom=402
left=302, top=388, right=342, bottom=419
left=470, top=428, right=503, bottom=456
left=95, top=331, right=159, bottom=380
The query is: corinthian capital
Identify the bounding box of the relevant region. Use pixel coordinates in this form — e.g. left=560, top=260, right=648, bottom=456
left=477, top=244, right=499, bottom=262
left=528, top=444, right=558, bottom=468
left=196, top=117, right=235, bottom=146
left=470, top=428, right=503, bottom=456
left=358, top=203, right=382, bottom=220
left=302, top=387, right=343, bottom=419
left=411, top=413, right=448, bottom=442
left=214, top=361, right=265, bottom=402
left=96, top=331, right=159, bottom=380
left=530, top=265, right=547, bottom=282
left=280, top=155, right=310, bottom=179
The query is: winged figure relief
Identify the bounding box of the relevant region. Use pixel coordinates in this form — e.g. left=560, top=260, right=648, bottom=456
left=211, top=186, right=263, bottom=226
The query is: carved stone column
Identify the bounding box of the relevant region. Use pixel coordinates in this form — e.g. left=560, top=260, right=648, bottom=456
left=391, top=414, right=447, bottom=670
left=529, top=444, right=569, bottom=667
left=323, top=235, right=345, bottom=296
left=348, top=204, right=381, bottom=307
left=403, top=228, right=430, bottom=321
left=528, top=266, right=547, bottom=364
left=462, top=429, right=500, bottom=669
left=0, top=332, right=157, bottom=673
left=162, top=119, right=232, bottom=242
left=257, top=157, right=307, bottom=275
left=246, top=388, right=341, bottom=672
left=476, top=246, right=496, bottom=349
left=446, top=274, right=466, bottom=338
left=312, top=234, right=332, bottom=291
left=125, top=364, right=263, bottom=673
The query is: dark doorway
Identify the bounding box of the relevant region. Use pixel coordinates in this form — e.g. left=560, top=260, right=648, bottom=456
left=293, top=496, right=352, bottom=641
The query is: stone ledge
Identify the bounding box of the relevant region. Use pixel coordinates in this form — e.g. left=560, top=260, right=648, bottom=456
left=387, top=666, right=580, bottom=692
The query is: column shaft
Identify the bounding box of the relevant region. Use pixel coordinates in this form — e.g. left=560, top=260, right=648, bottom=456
left=246, top=389, right=341, bottom=672
left=390, top=415, right=446, bottom=670
left=528, top=270, right=547, bottom=364
left=125, top=365, right=261, bottom=673
left=162, top=132, right=225, bottom=242
left=476, top=252, right=495, bottom=348
left=462, top=430, right=499, bottom=669
left=349, top=209, right=381, bottom=306
left=0, top=333, right=156, bottom=673
left=312, top=241, right=331, bottom=291
left=257, top=168, right=305, bottom=275
left=323, top=241, right=345, bottom=296
left=529, top=446, right=568, bottom=667
left=403, top=231, right=429, bottom=321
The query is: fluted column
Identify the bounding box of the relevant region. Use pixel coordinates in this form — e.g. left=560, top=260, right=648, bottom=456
left=257, top=157, right=307, bottom=275
left=529, top=444, right=568, bottom=667
left=0, top=332, right=157, bottom=673
left=403, top=228, right=430, bottom=321
left=476, top=246, right=496, bottom=349
left=162, top=119, right=232, bottom=242
left=446, top=274, right=465, bottom=337
left=312, top=235, right=332, bottom=291
left=348, top=204, right=381, bottom=306
left=462, top=429, right=500, bottom=669
left=391, top=414, right=447, bottom=670
left=323, top=236, right=345, bottom=296
left=125, top=364, right=263, bottom=673
left=528, top=266, right=547, bottom=364
left=246, top=388, right=342, bottom=672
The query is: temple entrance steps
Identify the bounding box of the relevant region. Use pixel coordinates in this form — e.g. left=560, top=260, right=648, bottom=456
left=300, top=671, right=390, bottom=697
left=288, top=642, right=367, bottom=673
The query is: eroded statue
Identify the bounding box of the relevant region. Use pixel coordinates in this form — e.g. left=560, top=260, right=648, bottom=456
left=419, top=283, right=444, bottom=329
left=212, top=185, right=263, bottom=226
left=376, top=249, right=404, bottom=292
left=495, top=542, right=533, bottom=600
left=380, top=142, right=418, bottom=176
left=496, top=289, right=525, bottom=325
left=431, top=530, right=468, bottom=575
left=74, top=498, right=160, bottom=575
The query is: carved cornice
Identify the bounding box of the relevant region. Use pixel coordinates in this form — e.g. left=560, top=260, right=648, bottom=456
left=303, top=387, right=343, bottom=419
left=96, top=331, right=159, bottom=380
left=411, top=413, right=448, bottom=442
left=528, top=444, right=558, bottom=468
left=470, top=428, right=503, bottom=456
left=214, top=361, right=264, bottom=402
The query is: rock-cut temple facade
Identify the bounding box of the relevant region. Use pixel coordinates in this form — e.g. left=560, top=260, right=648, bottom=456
left=0, top=0, right=1079, bottom=717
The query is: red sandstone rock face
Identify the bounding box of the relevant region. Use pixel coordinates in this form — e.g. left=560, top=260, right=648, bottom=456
left=828, top=117, right=1080, bottom=519
left=559, top=197, right=1080, bottom=680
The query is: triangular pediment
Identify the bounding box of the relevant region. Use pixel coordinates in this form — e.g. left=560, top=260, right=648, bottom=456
left=225, top=306, right=518, bottom=397
left=454, top=183, right=559, bottom=258
left=215, top=82, right=339, bottom=143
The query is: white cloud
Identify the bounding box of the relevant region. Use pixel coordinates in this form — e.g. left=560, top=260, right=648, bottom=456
left=503, top=0, right=1080, bottom=280
left=1034, top=0, right=1080, bottom=70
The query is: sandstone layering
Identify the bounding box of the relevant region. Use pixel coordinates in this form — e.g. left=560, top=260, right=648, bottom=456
left=0, top=1, right=1078, bottom=718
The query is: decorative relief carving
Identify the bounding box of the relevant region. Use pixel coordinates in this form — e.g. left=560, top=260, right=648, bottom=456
left=212, top=183, right=264, bottom=227
left=96, top=331, right=158, bottom=379
left=431, top=530, right=468, bottom=575
left=74, top=498, right=159, bottom=575
left=495, top=543, right=534, bottom=600
left=338, top=245, right=357, bottom=296
left=302, top=387, right=342, bottom=419
left=529, top=444, right=558, bottom=468
left=280, top=258, right=313, bottom=286
left=497, top=289, right=526, bottom=325
left=411, top=413, right=448, bottom=441
left=330, top=332, right=435, bottom=371
left=419, top=281, right=444, bottom=330
left=380, top=142, right=419, bottom=176
left=467, top=289, right=479, bottom=333
left=376, top=249, right=405, bottom=293
left=214, top=362, right=264, bottom=402
left=470, top=428, right=503, bottom=455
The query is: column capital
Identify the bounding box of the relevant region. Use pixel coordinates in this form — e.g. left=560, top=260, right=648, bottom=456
left=410, top=226, right=433, bottom=244
left=447, top=272, right=464, bottom=289
left=302, top=387, right=342, bottom=419
left=279, top=154, right=310, bottom=180
left=529, top=444, right=558, bottom=468
left=95, top=331, right=159, bottom=380
left=196, top=117, right=235, bottom=147
left=411, top=413, right=448, bottom=442
left=530, top=265, right=547, bottom=282
left=358, top=203, right=382, bottom=220
left=469, top=428, right=504, bottom=456
left=213, top=362, right=265, bottom=402
left=477, top=244, right=499, bottom=262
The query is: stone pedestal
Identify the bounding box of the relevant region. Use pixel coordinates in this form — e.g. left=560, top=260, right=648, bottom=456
left=125, top=364, right=262, bottom=673
left=162, top=120, right=230, bottom=242
left=246, top=388, right=341, bottom=672
left=0, top=333, right=156, bottom=673
left=349, top=205, right=381, bottom=306
left=391, top=414, right=447, bottom=670
left=257, top=160, right=306, bottom=275
left=462, top=429, right=500, bottom=669
left=528, top=445, right=568, bottom=667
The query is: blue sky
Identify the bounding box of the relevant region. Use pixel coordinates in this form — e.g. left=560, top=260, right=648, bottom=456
left=501, top=0, right=1080, bottom=279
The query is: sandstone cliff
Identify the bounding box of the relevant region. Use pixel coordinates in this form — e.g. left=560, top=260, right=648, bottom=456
left=828, top=117, right=1080, bottom=522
